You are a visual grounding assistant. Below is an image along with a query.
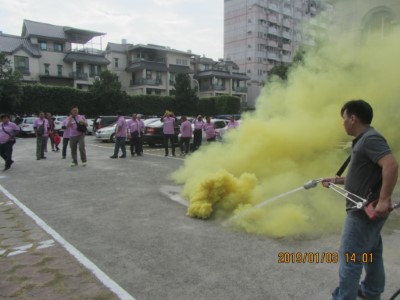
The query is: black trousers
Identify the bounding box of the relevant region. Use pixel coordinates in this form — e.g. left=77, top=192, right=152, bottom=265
left=163, top=134, right=175, bottom=155
left=130, top=133, right=140, bottom=155
left=0, top=141, right=14, bottom=168
left=193, top=129, right=202, bottom=150
left=180, top=137, right=191, bottom=154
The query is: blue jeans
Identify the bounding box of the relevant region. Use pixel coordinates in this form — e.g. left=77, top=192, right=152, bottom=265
left=332, top=211, right=387, bottom=300
left=113, top=137, right=126, bottom=157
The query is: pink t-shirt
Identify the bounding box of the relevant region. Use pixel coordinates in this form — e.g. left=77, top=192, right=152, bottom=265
left=180, top=120, right=193, bottom=138
left=127, top=119, right=139, bottom=133
left=227, top=120, right=239, bottom=129
left=162, top=117, right=175, bottom=135
left=0, top=122, right=19, bottom=144
left=193, top=120, right=205, bottom=130
left=68, top=115, right=85, bottom=137
left=115, top=116, right=127, bottom=137
left=203, top=122, right=215, bottom=139
left=62, top=118, right=71, bottom=138
left=34, top=118, right=49, bottom=136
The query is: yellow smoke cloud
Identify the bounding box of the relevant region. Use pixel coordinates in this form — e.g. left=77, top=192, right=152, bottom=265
left=171, top=2, right=400, bottom=238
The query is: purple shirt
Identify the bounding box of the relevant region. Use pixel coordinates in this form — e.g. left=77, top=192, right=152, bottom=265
left=68, top=115, right=85, bottom=137
left=62, top=118, right=71, bottom=138
left=227, top=120, right=239, bottom=129
left=162, top=117, right=175, bottom=135
left=116, top=116, right=127, bottom=138
left=0, top=121, right=20, bottom=144
left=34, top=118, right=49, bottom=136
left=180, top=120, right=193, bottom=138
left=193, top=120, right=205, bottom=130
left=127, top=119, right=139, bottom=133
left=203, top=122, right=216, bottom=139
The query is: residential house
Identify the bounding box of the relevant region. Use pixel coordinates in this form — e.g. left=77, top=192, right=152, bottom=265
left=0, top=19, right=109, bottom=89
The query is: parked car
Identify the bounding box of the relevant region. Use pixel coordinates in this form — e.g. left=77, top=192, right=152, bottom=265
left=52, top=116, right=67, bottom=133
left=16, top=117, right=36, bottom=136
left=178, top=118, right=229, bottom=144
left=143, top=117, right=193, bottom=147
left=95, top=122, right=118, bottom=142
left=86, top=118, right=94, bottom=135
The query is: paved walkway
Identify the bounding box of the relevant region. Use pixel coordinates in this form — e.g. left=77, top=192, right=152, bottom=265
left=0, top=192, right=119, bottom=300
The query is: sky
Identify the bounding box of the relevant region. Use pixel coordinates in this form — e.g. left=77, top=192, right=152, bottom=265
left=0, top=0, right=224, bottom=60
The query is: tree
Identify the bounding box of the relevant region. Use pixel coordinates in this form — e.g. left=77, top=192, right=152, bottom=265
left=267, top=47, right=306, bottom=81
left=172, top=73, right=198, bottom=115
left=89, top=70, right=126, bottom=115
left=0, top=53, right=22, bottom=113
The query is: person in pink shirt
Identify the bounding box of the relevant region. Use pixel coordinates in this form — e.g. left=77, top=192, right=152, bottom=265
left=227, top=115, right=240, bottom=130
left=161, top=110, right=176, bottom=156
left=179, top=116, right=192, bottom=156
left=203, top=116, right=216, bottom=142
left=0, top=114, right=20, bottom=171
left=33, top=111, right=49, bottom=160
left=193, top=115, right=204, bottom=151
left=127, top=113, right=141, bottom=157
left=67, top=106, right=87, bottom=167
left=137, top=115, right=145, bottom=155
left=110, top=111, right=127, bottom=159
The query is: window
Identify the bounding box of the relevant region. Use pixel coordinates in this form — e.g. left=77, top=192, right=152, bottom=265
left=114, top=58, right=119, bottom=68
left=14, top=56, right=29, bottom=73
left=155, top=89, right=161, bottom=95
left=156, top=71, right=162, bottom=82
left=169, top=73, right=175, bottom=83
left=39, top=40, right=47, bottom=50
left=176, top=59, right=188, bottom=65
left=44, top=64, right=50, bottom=75
left=204, top=64, right=211, bottom=70
left=89, top=65, right=101, bottom=77
left=57, top=65, right=63, bottom=76
left=54, top=43, right=63, bottom=52
left=146, top=70, right=152, bottom=79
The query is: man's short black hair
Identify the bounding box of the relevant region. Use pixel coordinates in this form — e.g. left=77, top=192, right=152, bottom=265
left=0, top=114, right=10, bottom=120
left=341, top=99, right=373, bottom=125
left=116, top=111, right=123, bottom=116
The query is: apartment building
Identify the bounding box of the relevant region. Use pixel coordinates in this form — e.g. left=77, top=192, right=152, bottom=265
left=224, top=0, right=324, bottom=108
left=105, top=43, right=250, bottom=105
left=0, top=20, right=109, bottom=89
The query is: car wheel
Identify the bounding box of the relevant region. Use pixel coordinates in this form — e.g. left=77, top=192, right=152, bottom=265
left=148, top=142, right=155, bottom=147
left=110, top=133, right=116, bottom=143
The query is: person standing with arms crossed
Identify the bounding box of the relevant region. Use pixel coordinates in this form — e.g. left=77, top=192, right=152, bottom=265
left=67, top=106, right=87, bottom=167
left=321, top=99, right=398, bottom=300
left=0, top=114, right=20, bottom=171
left=33, top=111, right=48, bottom=160
left=110, top=111, right=127, bottom=159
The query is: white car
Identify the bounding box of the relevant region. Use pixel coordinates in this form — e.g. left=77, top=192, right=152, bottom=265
left=178, top=118, right=229, bottom=143
left=86, top=118, right=94, bottom=135
left=16, top=117, right=36, bottom=136
left=52, top=116, right=67, bottom=132
left=95, top=123, right=118, bottom=142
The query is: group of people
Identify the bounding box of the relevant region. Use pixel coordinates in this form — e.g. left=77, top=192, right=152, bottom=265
left=161, top=111, right=240, bottom=157
left=111, top=112, right=144, bottom=159
left=34, top=106, right=87, bottom=167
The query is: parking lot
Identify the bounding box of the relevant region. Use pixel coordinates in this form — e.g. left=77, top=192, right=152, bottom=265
left=1, top=136, right=400, bottom=299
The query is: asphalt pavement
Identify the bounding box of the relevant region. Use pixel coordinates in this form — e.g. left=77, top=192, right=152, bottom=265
left=0, top=136, right=399, bottom=300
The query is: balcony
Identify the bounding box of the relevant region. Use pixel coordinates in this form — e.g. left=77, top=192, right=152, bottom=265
left=70, top=72, right=88, bottom=81
left=233, top=87, right=248, bottom=93
left=268, top=15, right=278, bottom=24
left=282, top=55, right=291, bottom=63
left=282, top=43, right=292, bottom=51
left=267, top=3, right=279, bottom=12
left=200, top=85, right=226, bottom=92
left=130, top=78, right=162, bottom=86
left=267, top=40, right=278, bottom=47
left=267, top=27, right=279, bottom=35
left=267, top=52, right=279, bottom=60
left=282, top=8, right=293, bottom=16
left=282, top=31, right=292, bottom=39
left=282, top=19, right=292, bottom=28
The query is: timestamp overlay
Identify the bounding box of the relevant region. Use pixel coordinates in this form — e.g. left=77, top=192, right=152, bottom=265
left=278, top=252, right=339, bottom=264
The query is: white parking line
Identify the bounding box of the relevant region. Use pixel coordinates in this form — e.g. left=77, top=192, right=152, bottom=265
left=0, top=184, right=135, bottom=300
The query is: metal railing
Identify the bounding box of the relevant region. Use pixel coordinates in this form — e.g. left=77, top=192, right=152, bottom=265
left=129, top=79, right=162, bottom=86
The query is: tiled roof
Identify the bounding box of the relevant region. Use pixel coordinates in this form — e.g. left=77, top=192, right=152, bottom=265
left=22, top=20, right=105, bottom=44
left=63, top=52, right=110, bottom=65
left=106, top=43, right=131, bottom=53
left=0, top=33, right=41, bottom=57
